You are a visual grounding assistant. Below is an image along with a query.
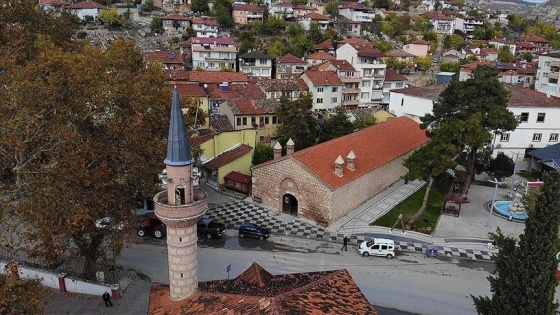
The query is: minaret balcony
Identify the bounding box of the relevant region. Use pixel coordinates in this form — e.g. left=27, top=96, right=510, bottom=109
left=154, top=188, right=208, bottom=226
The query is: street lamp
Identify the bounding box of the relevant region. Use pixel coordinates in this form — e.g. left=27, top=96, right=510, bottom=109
left=486, top=178, right=505, bottom=229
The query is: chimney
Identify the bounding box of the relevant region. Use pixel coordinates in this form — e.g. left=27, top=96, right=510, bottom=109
left=334, top=155, right=344, bottom=177
left=347, top=150, right=356, bottom=170
left=286, top=138, right=295, bottom=155
left=273, top=142, right=282, bottom=159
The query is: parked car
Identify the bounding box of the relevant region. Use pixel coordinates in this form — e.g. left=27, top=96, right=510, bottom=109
left=358, top=238, right=395, bottom=259
left=197, top=218, right=226, bottom=239
left=137, top=214, right=225, bottom=240
left=238, top=222, right=270, bottom=240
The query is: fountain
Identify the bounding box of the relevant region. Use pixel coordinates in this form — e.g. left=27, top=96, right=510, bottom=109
left=493, top=200, right=528, bottom=221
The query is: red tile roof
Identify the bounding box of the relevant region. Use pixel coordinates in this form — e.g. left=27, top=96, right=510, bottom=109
left=390, top=85, right=446, bottom=100
left=228, top=99, right=279, bottom=115
left=165, top=69, right=190, bottom=81
left=338, top=38, right=371, bottom=46
left=168, top=83, right=206, bottom=97
left=278, top=53, right=306, bottom=64
left=293, top=4, right=314, bottom=9
left=519, top=36, right=549, bottom=43
left=190, top=17, right=218, bottom=25
left=188, top=71, right=249, bottom=84
left=224, top=171, right=252, bottom=184
left=68, top=0, right=105, bottom=9
left=314, top=39, right=334, bottom=50
left=191, top=37, right=236, bottom=45
left=233, top=4, right=266, bottom=12
left=305, top=12, right=330, bottom=20
left=413, top=40, right=430, bottom=45
left=145, top=50, right=184, bottom=64
left=271, top=0, right=292, bottom=6
left=256, top=117, right=428, bottom=189
left=161, top=14, right=189, bottom=21
left=384, top=69, right=408, bottom=81
left=506, top=85, right=560, bottom=108
left=204, top=144, right=253, bottom=171
left=207, top=82, right=265, bottom=100
left=328, top=59, right=356, bottom=71
left=149, top=263, right=377, bottom=314
left=357, top=47, right=386, bottom=58
left=303, top=70, right=344, bottom=86
left=306, top=51, right=335, bottom=60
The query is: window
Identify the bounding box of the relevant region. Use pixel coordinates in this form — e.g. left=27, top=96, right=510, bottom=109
left=362, top=80, right=371, bottom=87
left=236, top=117, right=241, bottom=126
left=331, top=97, right=338, bottom=103
left=520, top=112, right=529, bottom=122
left=537, top=113, right=546, bottom=123
left=383, top=82, right=391, bottom=89
left=242, top=117, right=247, bottom=125
left=251, top=117, right=256, bottom=125
left=316, top=98, right=323, bottom=103
left=533, top=133, right=542, bottom=142
left=261, top=69, right=270, bottom=75
left=550, top=133, right=559, bottom=142
left=317, top=87, right=324, bottom=92
left=401, top=99, right=404, bottom=106
left=395, top=82, right=404, bottom=88
left=208, top=62, right=215, bottom=68
left=363, top=69, right=372, bottom=76
left=332, top=87, right=338, bottom=92
left=259, top=136, right=265, bottom=142
left=272, top=116, right=278, bottom=124
left=219, top=52, right=229, bottom=59
left=500, top=133, right=510, bottom=142
left=265, top=117, right=270, bottom=124
left=361, top=92, right=370, bottom=99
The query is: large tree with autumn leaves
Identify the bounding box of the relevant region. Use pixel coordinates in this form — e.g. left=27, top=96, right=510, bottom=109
left=0, top=0, right=172, bottom=279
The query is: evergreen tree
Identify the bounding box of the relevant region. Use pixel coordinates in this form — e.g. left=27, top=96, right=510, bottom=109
left=473, top=171, right=560, bottom=315
left=421, top=66, right=518, bottom=198
left=214, top=0, right=233, bottom=28
left=191, top=0, right=209, bottom=14
left=320, top=106, right=355, bottom=142
left=486, top=153, right=514, bottom=181
left=275, top=94, right=318, bottom=151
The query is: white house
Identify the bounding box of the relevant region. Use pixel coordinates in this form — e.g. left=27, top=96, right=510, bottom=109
left=190, top=17, right=219, bottom=38
left=535, top=51, right=560, bottom=98
left=269, top=1, right=294, bottom=18
left=388, top=84, right=560, bottom=159
left=67, top=0, right=105, bottom=22
left=300, top=70, right=344, bottom=112
left=238, top=51, right=273, bottom=78
left=190, top=37, right=237, bottom=71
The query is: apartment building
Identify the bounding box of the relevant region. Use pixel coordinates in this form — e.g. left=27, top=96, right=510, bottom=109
left=191, top=37, right=237, bottom=71
left=536, top=52, right=560, bottom=97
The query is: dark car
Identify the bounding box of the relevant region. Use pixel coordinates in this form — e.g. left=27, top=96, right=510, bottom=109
left=197, top=218, right=226, bottom=239
left=137, top=214, right=225, bottom=240
left=137, top=213, right=166, bottom=239
left=238, top=222, right=270, bottom=240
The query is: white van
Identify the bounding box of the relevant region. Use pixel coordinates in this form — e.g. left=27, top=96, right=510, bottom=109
left=358, top=238, right=395, bottom=259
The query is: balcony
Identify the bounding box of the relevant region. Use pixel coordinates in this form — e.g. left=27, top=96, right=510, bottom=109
left=549, top=72, right=559, bottom=80
left=343, top=88, right=360, bottom=94
left=342, top=99, right=360, bottom=106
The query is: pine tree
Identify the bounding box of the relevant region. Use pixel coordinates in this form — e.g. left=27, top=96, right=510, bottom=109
left=274, top=94, right=318, bottom=151
left=472, top=171, right=560, bottom=314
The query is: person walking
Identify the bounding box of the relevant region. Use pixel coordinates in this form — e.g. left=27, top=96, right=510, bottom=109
left=341, top=236, right=348, bottom=251
left=102, top=291, right=113, bottom=308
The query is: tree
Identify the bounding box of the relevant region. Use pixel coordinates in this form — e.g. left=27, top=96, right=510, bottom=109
left=191, top=0, right=210, bottom=14
left=403, top=137, right=459, bottom=226
left=325, top=1, right=338, bottom=20
left=320, top=106, right=355, bottom=142
left=308, top=21, right=324, bottom=44
left=0, top=38, right=169, bottom=279
left=422, top=30, right=438, bottom=42
left=275, top=94, right=318, bottom=151
left=354, top=114, right=377, bottom=130
left=486, top=153, right=514, bottom=181
left=252, top=142, right=274, bottom=165
left=443, top=34, right=465, bottom=50
left=439, top=61, right=461, bottom=73
left=214, top=0, right=233, bottom=28
left=473, top=171, right=560, bottom=314
left=142, top=0, right=154, bottom=11
left=416, top=56, right=431, bottom=71
left=497, top=46, right=515, bottom=63
left=522, top=52, right=534, bottom=62
left=98, top=8, right=123, bottom=27
left=150, top=17, right=164, bottom=34
left=266, top=15, right=285, bottom=35
left=267, top=40, right=286, bottom=59
left=421, top=66, right=518, bottom=198
left=0, top=267, right=45, bottom=314
left=373, top=40, right=392, bottom=52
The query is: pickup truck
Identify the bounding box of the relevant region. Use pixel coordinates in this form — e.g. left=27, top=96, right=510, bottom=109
left=197, top=217, right=226, bottom=239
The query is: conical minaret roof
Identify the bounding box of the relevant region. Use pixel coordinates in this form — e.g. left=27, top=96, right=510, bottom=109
left=164, top=88, right=195, bottom=166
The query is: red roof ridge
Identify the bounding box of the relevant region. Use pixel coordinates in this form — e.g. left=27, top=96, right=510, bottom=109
left=235, top=263, right=274, bottom=287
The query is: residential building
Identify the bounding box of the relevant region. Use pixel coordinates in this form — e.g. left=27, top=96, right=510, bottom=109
left=527, top=143, right=560, bottom=173
left=238, top=51, right=273, bottom=78
left=429, top=13, right=454, bottom=35
left=387, top=84, right=560, bottom=159
left=255, top=78, right=308, bottom=101
left=459, top=61, right=536, bottom=88
left=336, top=43, right=387, bottom=107
left=381, top=69, right=408, bottom=106
left=276, top=53, right=309, bottom=79
left=190, top=37, right=237, bottom=71
left=149, top=263, right=378, bottom=314
left=145, top=50, right=184, bottom=70
left=309, top=0, right=326, bottom=15
left=314, top=39, right=336, bottom=54
left=190, top=17, right=218, bottom=38
left=314, top=60, right=361, bottom=109
left=298, top=12, right=330, bottom=31
left=403, top=40, right=430, bottom=57
left=301, top=70, right=344, bottom=111
left=251, top=116, right=428, bottom=225
left=206, top=81, right=265, bottom=115
left=40, top=0, right=64, bottom=12
left=161, top=14, right=190, bottom=34
left=220, top=98, right=280, bottom=143
left=338, top=1, right=376, bottom=23
left=536, top=51, right=560, bottom=97
left=292, top=4, right=315, bottom=18
left=305, top=51, right=335, bottom=67
left=67, top=0, right=105, bottom=22
left=488, top=37, right=516, bottom=55
left=462, top=16, right=485, bottom=35
left=518, top=36, right=549, bottom=49
left=336, top=15, right=361, bottom=37
left=269, top=1, right=294, bottom=18
left=232, top=4, right=265, bottom=26
left=168, top=83, right=209, bottom=128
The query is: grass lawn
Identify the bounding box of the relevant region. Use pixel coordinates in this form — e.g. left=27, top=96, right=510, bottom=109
left=373, top=177, right=453, bottom=234
left=516, top=171, right=540, bottom=182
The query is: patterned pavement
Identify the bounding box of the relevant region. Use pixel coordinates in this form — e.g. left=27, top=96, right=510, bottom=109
left=205, top=200, right=495, bottom=261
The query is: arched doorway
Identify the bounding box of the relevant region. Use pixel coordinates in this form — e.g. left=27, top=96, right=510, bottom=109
left=282, top=193, right=298, bottom=216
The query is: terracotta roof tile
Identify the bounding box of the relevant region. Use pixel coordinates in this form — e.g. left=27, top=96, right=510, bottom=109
left=384, top=69, right=408, bottom=81
left=304, top=12, right=330, bottom=20
left=255, top=78, right=304, bottom=91
left=271, top=0, right=292, bottom=6
left=224, top=171, right=252, bottom=183
left=233, top=3, right=266, bottom=12
left=188, top=71, right=250, bottom=84
left=306, top=51, right=335, bottom=60
left=413, top=40, right=430, bottom=45
left=145, top=50, right=184, bottom=64
left=228, top=98, right=279, bottom=115
left=165, top=69, right=190, bottom=81
left=204, top=144, right=253, bottom=171
left=191, top=37, right=236, bottom=45
left=209, top=115, right=234, bottom=132
left=293, top=4, right=314, bottom=9
left=190, top=17, right=218, bottom=25
left=357, top=47, right=386, bottom=58
left=167, top=83, right=206, bottom=97
left=278, top=53, right=306, bottom=64
left=303, top=70, right=344, bottom=86
left=328, top=59, right=356, bottom=71
left=519, top=36, right=549, bottom=43
left=161, top=14, right=189, bottom=21
left=314, top=39, right=334, bottom=50
left=391, top=85, right=446, bottom=100
left=506, top=85, right=560, bottom=107
left=261, top=117, right=429, bottom=189
left=68, top=0, right=105, bottom=9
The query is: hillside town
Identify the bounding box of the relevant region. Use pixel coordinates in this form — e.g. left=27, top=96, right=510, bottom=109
left=2, top=0, right=560, bottom=313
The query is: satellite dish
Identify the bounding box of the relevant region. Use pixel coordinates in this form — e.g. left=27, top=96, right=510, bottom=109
left=203, top=84, right=208, bottom=89
left=200, top=155, right=207, bottom=163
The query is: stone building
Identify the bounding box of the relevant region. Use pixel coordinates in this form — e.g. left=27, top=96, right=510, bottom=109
left=251, top=116, right=429, bottom=226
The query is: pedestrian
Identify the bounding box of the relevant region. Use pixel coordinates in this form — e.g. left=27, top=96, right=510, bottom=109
left=102, top=291, right=113, bottom=308
left=341, top=236, right=348, bottom=251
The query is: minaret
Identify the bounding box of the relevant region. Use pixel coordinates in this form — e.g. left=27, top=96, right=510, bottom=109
left=154, top=88, right=208, bottom=300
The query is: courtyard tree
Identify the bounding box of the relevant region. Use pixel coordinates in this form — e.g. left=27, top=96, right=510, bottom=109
left=252, top=142, right=274, bottom=165
left=0, top=38, right=169, bottom=279
left=421, top=66, right=518, bottom=198
left=320, top=106, right=355, bottom=142
left=485, top=153, right=514, bottom=181
left=275, top=94, right=318, bottom=151
left=403, top=136, right=459, bottom=226
left=472, top=171, right=560, bottom=314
